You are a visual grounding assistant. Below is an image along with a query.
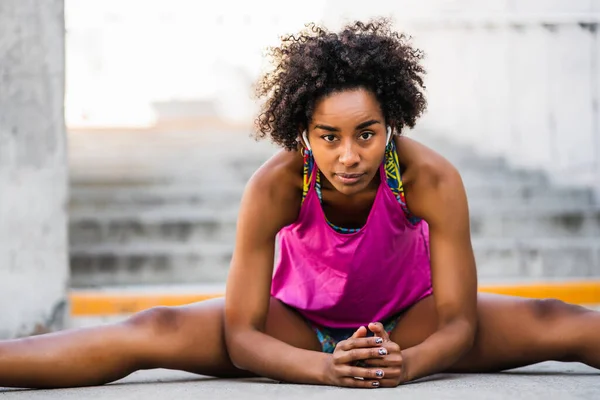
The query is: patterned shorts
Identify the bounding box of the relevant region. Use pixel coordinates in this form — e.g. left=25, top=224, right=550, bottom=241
left=310, top=315, right=400, bottom=354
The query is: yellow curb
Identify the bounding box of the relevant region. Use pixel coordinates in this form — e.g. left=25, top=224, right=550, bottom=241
left=69, top=293, right=223, bottom=316
left=69, top=281, right=600, bottom=317
left=477, top=281, right=600, bottom=305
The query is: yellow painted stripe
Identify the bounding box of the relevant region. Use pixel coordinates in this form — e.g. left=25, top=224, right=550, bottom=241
left=69, top=293, right=223, bottom=316
left=477, top=281, right=600, bottom=305
left=69, top=281, right=600, bottom=316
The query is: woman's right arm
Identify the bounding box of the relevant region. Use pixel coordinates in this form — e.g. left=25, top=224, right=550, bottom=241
left=223, top=154, right=330, bottom=384
left=223, top=154, right=385, bottom=386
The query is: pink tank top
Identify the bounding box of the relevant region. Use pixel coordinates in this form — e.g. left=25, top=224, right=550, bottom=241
left=271, top=161, right=433, bottom=328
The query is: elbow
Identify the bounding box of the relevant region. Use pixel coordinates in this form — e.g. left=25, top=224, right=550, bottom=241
left=440, top=315, right=476, bottom=355
left=224, top=326, right=255, bottom=371
left=224, top=330, right=245, bottom=370
left=457, top=316, right=477, bottom=353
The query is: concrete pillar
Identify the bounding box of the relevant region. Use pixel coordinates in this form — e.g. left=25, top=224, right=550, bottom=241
left=0, top=0, right=68, bottom=338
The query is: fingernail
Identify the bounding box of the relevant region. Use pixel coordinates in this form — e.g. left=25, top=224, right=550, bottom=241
left=378, top=348, right=388, bottom=355
left=375, top=337, right=383, bottom=344
left=372, top=381, right=380, bottom=387
left=375, top=369, right=384, bottom=378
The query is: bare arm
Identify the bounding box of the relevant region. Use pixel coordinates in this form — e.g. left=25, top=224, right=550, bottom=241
left=223, top=153, right=331, bottom=384
left=398, top=138, right=478, bottom=382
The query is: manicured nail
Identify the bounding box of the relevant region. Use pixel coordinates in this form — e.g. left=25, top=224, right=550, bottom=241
left=378, top=348, right=388, bottom=355
left=375, top=369, right=384, bottom=378
left=372, top=381, right=380, bottom=387
left=375, top=337, right=383, bottom=344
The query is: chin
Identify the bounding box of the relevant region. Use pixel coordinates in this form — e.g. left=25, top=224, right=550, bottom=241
left=333, top=181, right=368, bottom=196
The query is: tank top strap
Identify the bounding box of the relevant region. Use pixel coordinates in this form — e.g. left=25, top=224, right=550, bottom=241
left=384, top=140, right=422, bottom=225
left=301, top=148, right=317, bottom=204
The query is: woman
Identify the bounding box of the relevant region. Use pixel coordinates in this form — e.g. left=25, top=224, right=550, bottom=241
left=0, top=19, right=598, bottom=390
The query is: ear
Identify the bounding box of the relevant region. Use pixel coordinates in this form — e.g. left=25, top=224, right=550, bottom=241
left=301, top=130, right=312, bottom=152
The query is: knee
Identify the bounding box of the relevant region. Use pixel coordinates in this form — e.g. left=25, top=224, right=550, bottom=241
left=529, top=298, right=579, bottom=320
left=125, top=306, right=182, bottom=338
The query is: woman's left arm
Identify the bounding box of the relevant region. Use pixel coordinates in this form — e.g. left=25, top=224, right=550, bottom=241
left=400, top=151, right=478, bottom=382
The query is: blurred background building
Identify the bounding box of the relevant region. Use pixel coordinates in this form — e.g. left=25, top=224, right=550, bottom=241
left=65, top=0, right=600, bottom=289
left=1, top=0, right=599, bottom=337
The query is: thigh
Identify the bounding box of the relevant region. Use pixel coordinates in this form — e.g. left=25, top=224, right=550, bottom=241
left=452, top=293, right=584, bottom=372
left=134, top=296, right=321, bottom=377
left=389, top=293, right=576, bottom=373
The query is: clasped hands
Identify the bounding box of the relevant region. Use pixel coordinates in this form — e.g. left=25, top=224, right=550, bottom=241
left=323, top=322, right=407, bottom=388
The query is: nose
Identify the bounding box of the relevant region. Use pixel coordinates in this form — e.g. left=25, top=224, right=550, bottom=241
left=338, top=141, right=360, bottom=167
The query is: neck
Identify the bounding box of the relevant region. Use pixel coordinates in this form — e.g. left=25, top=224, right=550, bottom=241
left=319, top=169, right=381, bottom=199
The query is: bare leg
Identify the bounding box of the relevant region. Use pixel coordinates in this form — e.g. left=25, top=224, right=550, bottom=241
left=0, top=297, right=321, bottom=389
left=390, top=293, right=600, bottom=372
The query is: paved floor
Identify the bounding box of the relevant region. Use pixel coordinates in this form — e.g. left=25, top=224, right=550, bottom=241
left=1, top=362, right=598, bottom=399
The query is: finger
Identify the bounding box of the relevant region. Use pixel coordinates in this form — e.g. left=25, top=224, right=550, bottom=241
left=368, top=322, right=393, bottom=343
left=342, top=365, right=386, bottom=380
left=361, top=352, right=403, bottom=368
left=365, top=341, right=401, bottom=356
left=337, top=336, right=386, bottom=351
left=376, top=377, right=403, bottom=388
left=339, top=377, right=381, bottom=388
left=335, top=346, right=389, bottom=364
left=351, top=326, right=367, bottom=339
left=361, top=358, right=387, bottom=368
left=362, top=366, right=403, bottom=380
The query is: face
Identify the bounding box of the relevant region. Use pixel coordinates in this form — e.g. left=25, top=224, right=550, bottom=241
left=304, top=87, right=388, bottom=196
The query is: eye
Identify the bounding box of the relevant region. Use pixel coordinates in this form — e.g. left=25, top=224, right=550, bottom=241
left=321, top=134, right=336, bottom=142
left=360, top=131, right=374, bottom=140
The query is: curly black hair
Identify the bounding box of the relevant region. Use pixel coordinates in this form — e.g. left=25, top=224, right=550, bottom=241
left=253, top=18, right=427, bottom=151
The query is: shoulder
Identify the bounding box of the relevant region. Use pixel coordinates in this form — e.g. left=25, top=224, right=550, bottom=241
left=245, top=148, right=304, bottom=202
left=240, top=148, right=305, bottom=231
left=393, top=136, right=466, bottom=224
left=394, top=136, right=461, bottom=189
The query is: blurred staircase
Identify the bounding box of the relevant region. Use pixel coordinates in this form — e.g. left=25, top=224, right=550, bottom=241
left=418, top=134, right=600, bottom=282
left=67, top=129, right=600, bottom=287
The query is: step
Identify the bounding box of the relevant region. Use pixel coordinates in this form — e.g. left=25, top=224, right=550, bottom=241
left=469, top=205, right=600, bottom=237
left=472, top=238, right=600, bottom=280
left=68, top=179, right=591, bottom=210
left=69, top=237, right=600, bottom=288
left=68, top=184, right=248, bottom=210
left=68, top=203, right=600, bottom=250
left=71, top=144, right=558, bottom=195
left=71, top=130, right=591, bottom=206
left=466, top=185, right=595, bottom=208
left=67, top=177, right=595, bottom=227
left=459, top=170, right=549, bottom=189
left=68, top=208, right=239, bottom=246
left=70, top=242, right=235, bottom=287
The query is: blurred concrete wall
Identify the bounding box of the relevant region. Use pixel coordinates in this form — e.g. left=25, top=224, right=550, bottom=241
left=323, top=0, right=600, bottom=200
left=0, top=0, right=68, bottom=338
left=65, top=1, right=600, bottom=288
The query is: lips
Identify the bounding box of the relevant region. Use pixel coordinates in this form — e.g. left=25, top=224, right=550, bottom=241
left=334, top=172, right=365, bottom=184
left=336, top=173, right=363, bottom=179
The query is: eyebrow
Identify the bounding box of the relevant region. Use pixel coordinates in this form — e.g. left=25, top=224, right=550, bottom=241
left=313, top=119, right=381, bottom=132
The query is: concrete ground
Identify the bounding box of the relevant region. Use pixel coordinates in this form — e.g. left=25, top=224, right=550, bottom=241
left=0, top=362, right=598, bottom=399
left=2, top=301, right=599, bottom=398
